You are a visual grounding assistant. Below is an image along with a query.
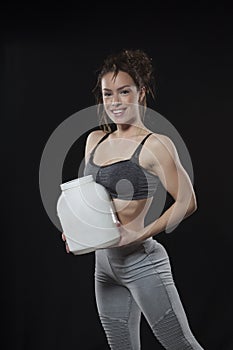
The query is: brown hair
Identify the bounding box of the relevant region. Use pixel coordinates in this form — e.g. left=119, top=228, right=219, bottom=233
left=92, top=49, right=156, bottom=133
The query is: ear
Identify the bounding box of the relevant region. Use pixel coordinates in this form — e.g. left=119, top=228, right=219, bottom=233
left=139, top=86, right=146, bottom=103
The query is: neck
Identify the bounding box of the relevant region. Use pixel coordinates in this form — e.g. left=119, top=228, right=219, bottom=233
left=114, top=123, right=148, bottom=138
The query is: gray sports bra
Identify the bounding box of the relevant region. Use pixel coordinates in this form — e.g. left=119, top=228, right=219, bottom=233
left=83, top=131, right=160, bottom=200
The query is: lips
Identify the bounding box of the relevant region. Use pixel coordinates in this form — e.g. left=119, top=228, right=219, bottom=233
left=111, top=108, right=126, bottom=117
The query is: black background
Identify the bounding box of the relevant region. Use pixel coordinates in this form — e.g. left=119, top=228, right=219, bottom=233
left=1, top=3, right=233, bottom=349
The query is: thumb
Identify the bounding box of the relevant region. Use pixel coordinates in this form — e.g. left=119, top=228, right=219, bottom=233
left=116, top=220, right=121, bottom=227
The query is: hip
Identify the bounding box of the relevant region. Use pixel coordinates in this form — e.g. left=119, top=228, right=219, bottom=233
left=95, top=238, right=173, bottom=284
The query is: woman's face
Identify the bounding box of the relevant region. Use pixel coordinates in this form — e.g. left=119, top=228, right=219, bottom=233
left=101, top=70, right=144, bottom=125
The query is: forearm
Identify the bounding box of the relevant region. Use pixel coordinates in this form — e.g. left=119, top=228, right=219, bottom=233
left=142, top=199, right=197, bottom=239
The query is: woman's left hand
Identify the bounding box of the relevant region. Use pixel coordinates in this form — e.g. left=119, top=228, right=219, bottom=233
left=112, top=221, right=148, bottom=247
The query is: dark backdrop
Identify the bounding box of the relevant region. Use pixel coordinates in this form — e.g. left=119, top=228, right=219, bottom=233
left=1, top=3, right=232, bottom=350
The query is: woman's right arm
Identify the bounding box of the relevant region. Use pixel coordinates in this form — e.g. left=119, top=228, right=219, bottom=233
left=61, top=232, right=70, bottom=253
left=84, top=130, right=106, bottom=166
left=61, top=130, right=105, bottom=253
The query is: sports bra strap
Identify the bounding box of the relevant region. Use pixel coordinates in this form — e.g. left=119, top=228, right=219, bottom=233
left=131, top=133, right=153, bottom=159
left=90, top=131, right=153, bottom=160
left=90, top=132, right=111, bottom=156
left=141, top=132, right=153, bottom=145
left=96, top=132, right=111, bottom=145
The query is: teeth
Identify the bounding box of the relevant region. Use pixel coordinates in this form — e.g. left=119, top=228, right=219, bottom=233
left=113, top=110, right=123, bottom=114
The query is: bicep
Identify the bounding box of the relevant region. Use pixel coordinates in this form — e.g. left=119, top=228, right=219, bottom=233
left=84, top=133, right=93, bottom=166
left=151, top=136, right=194, bottom=203
left=84, top=130, right=105, bottom=166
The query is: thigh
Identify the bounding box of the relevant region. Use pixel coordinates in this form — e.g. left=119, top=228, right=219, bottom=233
left=127, top=243, right=174, bottom=327
left=95, top=250, right=142, bottom=350
left=127, top=241, right=204, bottom=349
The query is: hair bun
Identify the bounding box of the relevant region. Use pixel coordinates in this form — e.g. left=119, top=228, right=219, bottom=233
left=123, top=49, right=153, bottom=79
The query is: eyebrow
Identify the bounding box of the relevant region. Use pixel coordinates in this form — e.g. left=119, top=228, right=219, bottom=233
left=102, top=85, right=131, bottom=91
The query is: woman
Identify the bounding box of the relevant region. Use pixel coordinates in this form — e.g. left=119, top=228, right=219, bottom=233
left=62, top=49, right=204, bottom=349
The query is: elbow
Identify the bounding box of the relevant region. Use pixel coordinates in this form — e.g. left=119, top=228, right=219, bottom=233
left=188, top=193, right=198, bottom=215
left=175, top=189, right=198, bottom=216
left=190, top=204, right=197, bottom=215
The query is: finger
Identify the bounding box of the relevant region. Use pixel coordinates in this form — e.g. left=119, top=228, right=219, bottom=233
left=61, top=233, right=66, bottom=241
left=65, top=243, right=70, bottom=253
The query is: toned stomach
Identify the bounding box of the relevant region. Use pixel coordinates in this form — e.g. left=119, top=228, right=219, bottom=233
left=112, top=196, right=153, bottom=231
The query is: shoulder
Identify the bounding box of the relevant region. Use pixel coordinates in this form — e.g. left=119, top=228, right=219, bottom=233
left=147, top=132, right=178, bottom=159
left=85, top=129, right=108, bottom=152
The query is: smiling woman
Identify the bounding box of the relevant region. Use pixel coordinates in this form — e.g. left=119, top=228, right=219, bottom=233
left=93, top=49, right=155, bottom=132
left=101, top=72, right=145, bottom=124
left=62, top=49, right=204, bottom=349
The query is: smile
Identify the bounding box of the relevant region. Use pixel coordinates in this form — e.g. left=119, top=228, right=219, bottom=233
left=111, top=109, right=126, bottom=117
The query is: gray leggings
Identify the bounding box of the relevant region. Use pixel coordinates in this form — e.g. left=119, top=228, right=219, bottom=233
left=94, top=237, right=204, bottom=349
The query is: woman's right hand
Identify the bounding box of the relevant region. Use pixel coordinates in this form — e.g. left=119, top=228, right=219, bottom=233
left=61, top=232, right=70, bottom=253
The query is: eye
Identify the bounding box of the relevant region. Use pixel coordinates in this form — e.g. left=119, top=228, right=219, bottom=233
left=120, top=89, right=130, bottom=95
left=103, top=92, right=112, bottom=97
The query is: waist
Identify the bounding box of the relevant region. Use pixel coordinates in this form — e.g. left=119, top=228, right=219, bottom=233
left=102, top=236, right=154, bottom=258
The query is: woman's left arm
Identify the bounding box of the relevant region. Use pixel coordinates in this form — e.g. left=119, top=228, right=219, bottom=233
left=115, top=134, right=198, bottom=247
left=141, top=133, right=197, bottom=239
left=118, top=135, right=197, bottom=246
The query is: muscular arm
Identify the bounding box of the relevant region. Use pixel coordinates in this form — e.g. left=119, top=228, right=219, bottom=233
left=144, top=134, right=197, bottom=236
left=84, top=130, right=105, bottom=166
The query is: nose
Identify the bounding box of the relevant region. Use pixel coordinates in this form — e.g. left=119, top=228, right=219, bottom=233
left=111, top=94, right=121, bottom=106
left=111, top=101, right=121, bottom=108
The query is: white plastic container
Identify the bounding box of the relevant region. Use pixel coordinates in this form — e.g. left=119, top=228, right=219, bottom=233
left=56, top=175, right=120, bottom=255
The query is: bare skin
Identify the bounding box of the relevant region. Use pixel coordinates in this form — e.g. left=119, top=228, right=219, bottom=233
left=62, top=71, right=197, bottom=252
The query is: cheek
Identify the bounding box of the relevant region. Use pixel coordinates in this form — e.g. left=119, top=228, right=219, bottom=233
left=131, top=91, right=140, bottom=101
left=103, top=100, right=112, bottom=115
left=103, top=99, right=110, bottom=108
left=126, top=93, right=140, bottom=105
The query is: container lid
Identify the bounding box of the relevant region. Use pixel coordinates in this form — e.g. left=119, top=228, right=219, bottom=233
left=60, top=175, right=94, bottom=191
